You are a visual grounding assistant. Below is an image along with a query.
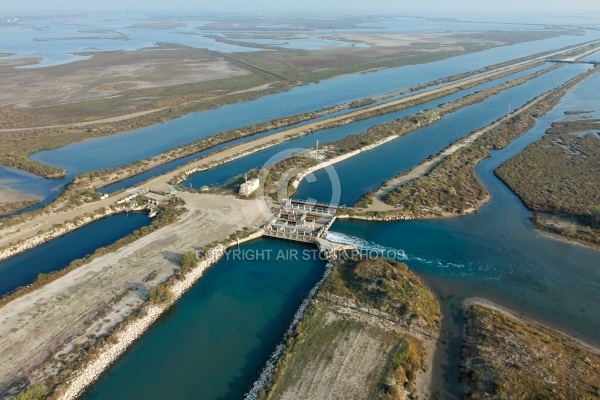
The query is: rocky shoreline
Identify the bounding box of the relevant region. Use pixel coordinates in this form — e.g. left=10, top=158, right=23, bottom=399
left=0, top=204, right=134, bottom=262
left=57, top=244, right=227, bottom=400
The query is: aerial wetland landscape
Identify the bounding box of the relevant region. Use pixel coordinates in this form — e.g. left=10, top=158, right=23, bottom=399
left=0, top=3, right=599, bottom=400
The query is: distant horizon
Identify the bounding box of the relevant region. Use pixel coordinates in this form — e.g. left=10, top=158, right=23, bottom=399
left=1, top=0, right=599, bottom=18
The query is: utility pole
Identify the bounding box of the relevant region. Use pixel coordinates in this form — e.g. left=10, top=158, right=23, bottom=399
left=506, top=103, right=511, bottom=123
left=315, top=140, right=319, bottom=160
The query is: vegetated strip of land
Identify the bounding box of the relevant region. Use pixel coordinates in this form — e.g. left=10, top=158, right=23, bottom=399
left=259, top=63, right=563, bottom=202
left=0, top=58, right=548, bottom=238
left=352, top=66, right=599, bottom=221
left=259, top=258, right=441, bottom=400
left=495, top=127, right=600, bottom=246
left=461, top=299, right=600, bottom=399
left=2, top=39, right=597, bottom=180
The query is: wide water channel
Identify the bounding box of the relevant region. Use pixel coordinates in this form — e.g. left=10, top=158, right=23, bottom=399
left=0, top=213, right=150, bottom=297
left=84, top=239, right=325, bottom=400
left=2, top=30, right=598, bottom=213
left=80, top=67, right=600, bottom=399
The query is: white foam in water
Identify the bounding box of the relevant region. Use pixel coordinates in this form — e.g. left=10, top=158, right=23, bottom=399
left=325, top=231, right=408, bottom=261
left=325, top=231, right=495, bottom=277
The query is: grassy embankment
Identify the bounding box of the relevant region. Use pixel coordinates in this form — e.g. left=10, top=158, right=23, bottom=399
left=461, top=303, right=600, bottom=399
left=0, top=200, right=40, bottom=217
left=263, top=258, right=440, bottom=400
left=355, top=67, right=599, bottom=220
left=496, top=122, right=600, bottom=245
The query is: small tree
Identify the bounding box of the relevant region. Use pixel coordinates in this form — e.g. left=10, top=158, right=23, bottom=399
left=562, top=224, right=577, bottom=238
left=591, top=206, right=600, bottom=229
left=180, top=251, right=198, bottom=271
left=149, top=284, right=173, bottom=305
left=14, top=383, right=49, bottom=400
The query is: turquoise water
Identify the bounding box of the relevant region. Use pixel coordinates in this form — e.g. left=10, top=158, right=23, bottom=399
left=0, top=213, right=149, bottom=296
left=83, top=239, right=325, bottom=400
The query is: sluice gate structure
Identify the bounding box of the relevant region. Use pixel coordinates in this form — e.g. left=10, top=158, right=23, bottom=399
left=263, top=199, right=354, bottom=259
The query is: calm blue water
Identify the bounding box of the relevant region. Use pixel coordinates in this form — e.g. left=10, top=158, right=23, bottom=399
left=31, top=32, right=600, bottom=176
left=0, top=15, right=254, bottom=68
left=1, top=14, right=572, bottom=68
left=294, top=64, right=591, bottom=205
left=0, top=32, right=590, bottom=215
left=0, top=212, right=149, bottom=296
left=182, top=63, right=551, bottom=188
left=84, top=239, right=325, bottom=400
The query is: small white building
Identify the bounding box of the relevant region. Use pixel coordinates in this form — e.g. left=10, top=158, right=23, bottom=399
left=239, top=178, right=260, bottom=197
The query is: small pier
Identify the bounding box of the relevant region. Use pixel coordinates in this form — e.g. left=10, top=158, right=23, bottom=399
left=263, top=198, right=354, bottom=259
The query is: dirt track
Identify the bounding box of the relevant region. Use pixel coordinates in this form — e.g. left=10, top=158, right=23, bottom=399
left=0, top=193, right=265, bottom=393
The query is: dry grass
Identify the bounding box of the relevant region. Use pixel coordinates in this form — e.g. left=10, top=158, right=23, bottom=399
left=461, top=303, right=600, bottom=399
left=265, top=258, right=441, bottom=400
